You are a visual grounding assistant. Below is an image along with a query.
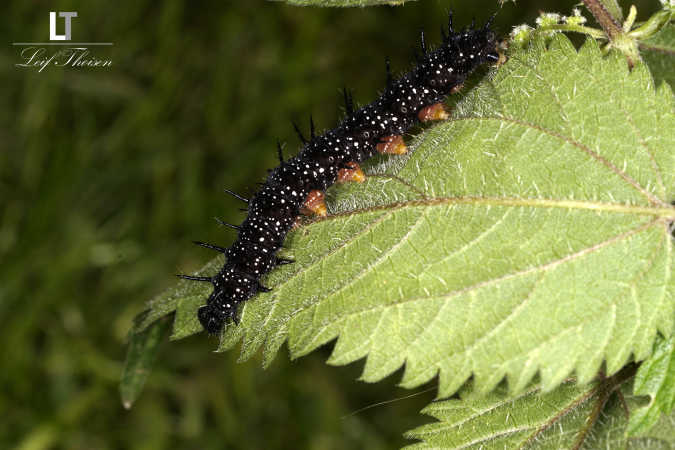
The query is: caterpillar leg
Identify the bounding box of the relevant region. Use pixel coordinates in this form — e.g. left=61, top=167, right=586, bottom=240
left=290, top=217, right=303, bottom=230
left=450, top=83, right=464, bottom=94
left=417, top=102, right=450, bottom=122
left=376, top=135, right=408, bottom=155
left=337, top=161, right=366, bottom=183
left=300, top=190, right=327, bottom=217
left=494, top=39, right=509, bottom=67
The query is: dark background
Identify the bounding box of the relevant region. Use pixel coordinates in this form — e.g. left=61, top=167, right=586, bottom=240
left=0, top=1, right=659, bottom=448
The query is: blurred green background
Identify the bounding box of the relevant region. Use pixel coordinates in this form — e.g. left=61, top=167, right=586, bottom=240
left=0, top=1, right=661, bottom=448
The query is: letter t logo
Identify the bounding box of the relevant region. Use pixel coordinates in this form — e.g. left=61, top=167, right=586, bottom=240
left=49, top=12, right=78, bottom=41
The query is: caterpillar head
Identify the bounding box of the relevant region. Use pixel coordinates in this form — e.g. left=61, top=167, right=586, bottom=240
left=198, top=267, right=259, bottom=334
left=198, top=304, right=227, bottom=335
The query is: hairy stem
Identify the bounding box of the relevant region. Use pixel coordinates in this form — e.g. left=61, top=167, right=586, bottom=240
left=581, top=0, right=623, bottom=41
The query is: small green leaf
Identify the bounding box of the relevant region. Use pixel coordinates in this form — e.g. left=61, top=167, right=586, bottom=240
left=269, top=0, right=415, bottom=7
left=639, top=24, right=675, bottom=88
left=627, top=334, right=675, bottom=436
left=404, top=366, right=675, bottom=449
left=120, top=317, right=172, bottom=409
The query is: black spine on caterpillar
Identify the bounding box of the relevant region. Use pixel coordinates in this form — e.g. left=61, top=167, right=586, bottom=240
left=190, top=14, right=499, bottom=334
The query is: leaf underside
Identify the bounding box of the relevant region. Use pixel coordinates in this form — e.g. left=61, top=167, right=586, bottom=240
left=404, top=366, right=675, bottom=449
left=137, top=34, right=674, bottom=400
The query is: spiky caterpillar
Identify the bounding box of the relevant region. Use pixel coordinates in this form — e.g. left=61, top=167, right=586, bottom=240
left=182, top=13, right=499, bottom=334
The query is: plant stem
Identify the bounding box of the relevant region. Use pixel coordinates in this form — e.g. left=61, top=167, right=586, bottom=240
left=582, top=0, right=624, bottom=41
left=540, top=24, right=608, bottom=40
left=582, top=0, right=647, bottom=67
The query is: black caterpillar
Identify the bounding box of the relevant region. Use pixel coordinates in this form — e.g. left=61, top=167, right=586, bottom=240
left=181, top=13, right=499, bottom=334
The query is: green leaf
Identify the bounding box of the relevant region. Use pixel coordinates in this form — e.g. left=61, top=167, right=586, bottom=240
left=133, top=33, right=674, bottom=400
left=627, top=334, right=675, bottom=436
left=639, top=24, right=675, bottom=88
left=120, top=316, right=172, bottom=409
left=268, top=0, right=415, bottom=7
left=404, top=366, right=675, bottom=449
